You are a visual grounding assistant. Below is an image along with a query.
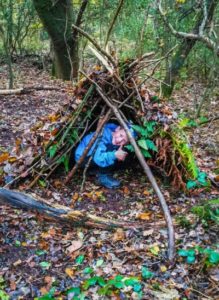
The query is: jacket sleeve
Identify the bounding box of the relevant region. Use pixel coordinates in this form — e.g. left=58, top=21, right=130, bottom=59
left=93, top=141, right=117, bottom=167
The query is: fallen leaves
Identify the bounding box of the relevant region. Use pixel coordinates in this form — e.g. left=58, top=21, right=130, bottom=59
left=113, top=228, right=125, bottom=242
left=0, top=152, right=9, bottom=163
left=65, top=268, right=75, bottom=278
left=137, top=211, right=152, bottom=220
left=66, top=240, right=83, bottom=253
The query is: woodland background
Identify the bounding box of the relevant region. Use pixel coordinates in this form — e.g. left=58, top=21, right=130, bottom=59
left=0, top=0, right=219, bottom=299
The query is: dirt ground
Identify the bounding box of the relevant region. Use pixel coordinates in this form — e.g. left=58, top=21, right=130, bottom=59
left=0, top=60, right=218, bottom=300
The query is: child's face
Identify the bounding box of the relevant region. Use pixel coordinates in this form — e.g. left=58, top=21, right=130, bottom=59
left=112, top=127, right=128, bottom=146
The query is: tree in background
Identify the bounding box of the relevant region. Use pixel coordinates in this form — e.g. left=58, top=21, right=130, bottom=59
left=156, top=0, right=219, bottom=98
left=33, top=0, right=88, bottom=80
left=0, top=0, right=37, bottom=88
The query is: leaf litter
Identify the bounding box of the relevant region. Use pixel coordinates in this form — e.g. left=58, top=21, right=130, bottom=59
left=0, top=59, right=219, bottom=299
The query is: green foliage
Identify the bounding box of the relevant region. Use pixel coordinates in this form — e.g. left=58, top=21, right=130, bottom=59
left=0, top=290, right=9, bottom=300
left=130, top=121, right=157, bottom=158
left=66, top=286, right=86, bottom=300
left=178, top=246, right=219, bottom=266
left=175, top=215, right=191, bottom=228
left=39, top=261, right=51, bottom=269
left=186, top=171, right=209, bottom=190
left=191, top=199, right=219, bottom=225
left=48, top=144, right=57, bottom=158
left=35, top=287, right=56, bottom=300
left=178, top=116, right=209, bottom=129
left=75, top=255, right=85, bottom=265
left=141, top=266, right=154, bottom=279
left=170, top=125, right=199, bottom=179
left=83, top=276, right=106, bottom=290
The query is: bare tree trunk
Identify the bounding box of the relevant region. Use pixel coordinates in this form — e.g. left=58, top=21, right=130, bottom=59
left=33, top=0, right=83, bottom=80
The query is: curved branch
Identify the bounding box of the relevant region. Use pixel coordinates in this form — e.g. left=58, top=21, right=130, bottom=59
left=157, top=0, right=219, bottom=56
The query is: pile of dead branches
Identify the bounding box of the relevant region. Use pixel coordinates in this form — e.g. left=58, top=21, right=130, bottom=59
left=0, top=52, right=204, bottom=261
left=0, top=62, right=198, bottom=191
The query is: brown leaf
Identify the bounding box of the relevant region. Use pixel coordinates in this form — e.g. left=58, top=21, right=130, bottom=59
left=65, top=267, right=74, bottom=278
left=143, top=189, right=150, bottom=196
left=0, top=152, right=9, bottom=163
left=123, top=186, right=130, bottom=195
left=67, top=240, right=83, bottom=253
left=10, top=281, right=16, bottom=290
left=40, top=287, right=48, bottom=295
left=137, top=212, right=152, bottom=220
left=13, top=259, right=22, bottom=266
left=113, top=228, right=125, bottom=242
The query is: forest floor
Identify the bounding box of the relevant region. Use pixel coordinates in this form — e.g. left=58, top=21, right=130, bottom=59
left=0, top=59, right=219, bottom=300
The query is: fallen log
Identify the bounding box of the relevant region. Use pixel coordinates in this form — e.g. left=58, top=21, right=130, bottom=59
left=0, top=86, right=60, bottom=95
left=0, top=188, right=141, bottom=230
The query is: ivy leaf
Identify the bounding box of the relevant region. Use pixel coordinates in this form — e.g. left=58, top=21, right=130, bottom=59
left=75, top=255, right=84, bottom=265
left=124, top=277, right=139, bottom=287
left=141, top=149, right=152, bottom=158
left=113, top=281, right=124, bottom=289
left=178, top=249, right=189, bottom=257
left=197, top=172, right=208, bottom=185
left=138, top=139, right=148, bottom=150
left=187, top=249, right=195, bottom=257
left=133, top=282, right=142, bottom=292
left=97, top=276, right=106, bottom=287
left=125, top=144, right=134, bottom=152
left=39, top=261, right=51, bottom=269
left=186, top=255, right=196, bottom=264
left=146, top=139, right=157, bottom=152
left=83, top=277, right=98, bottom=290
left=209, top=252, right=219, bottom=264
left=66, top=286, right=81, bottom=296
left=83, top=276, right=105, bottom=290
left=48, top=144, right=57, bottom=158
left=35, top=250, right=47, bottom=256
left=142, top=266, right=154, bottom=279
left=83, top=267, right=94, bottom=274
left=186, top=180, right=197, bottom=189
left=95, top=258, right=104, bottom=267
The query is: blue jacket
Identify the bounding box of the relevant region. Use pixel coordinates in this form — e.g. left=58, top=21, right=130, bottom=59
left=75, top=123, right=120, bottom=167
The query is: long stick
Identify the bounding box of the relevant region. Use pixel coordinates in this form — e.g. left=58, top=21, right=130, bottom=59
left=95, top=87, right=175, bottom=261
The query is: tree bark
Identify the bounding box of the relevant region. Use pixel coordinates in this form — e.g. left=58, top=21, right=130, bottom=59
left=33, top=0, right=76, bottom=80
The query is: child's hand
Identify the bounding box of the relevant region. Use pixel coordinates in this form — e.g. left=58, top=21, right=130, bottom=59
left=115, top=146, right=128, bottom=161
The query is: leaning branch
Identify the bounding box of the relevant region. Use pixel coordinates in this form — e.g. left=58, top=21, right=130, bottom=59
left=72, top=24, right=117, bottom=67
left=96, top=87, right=175, bottom=261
